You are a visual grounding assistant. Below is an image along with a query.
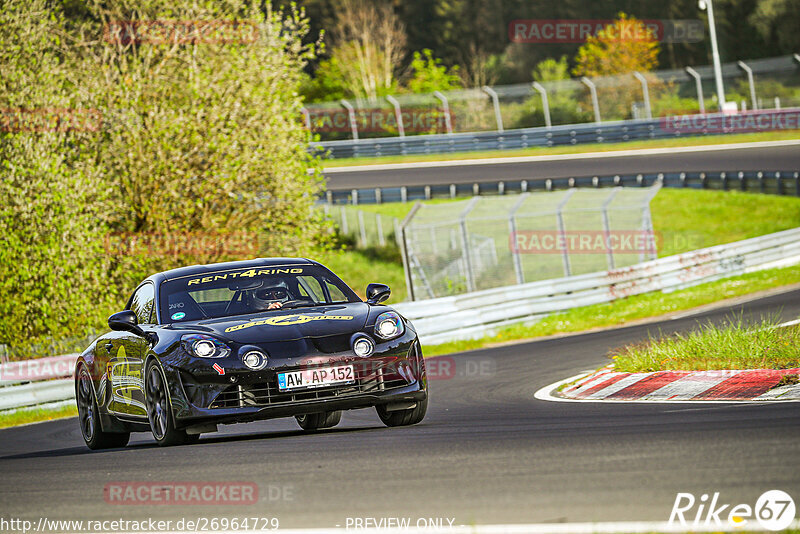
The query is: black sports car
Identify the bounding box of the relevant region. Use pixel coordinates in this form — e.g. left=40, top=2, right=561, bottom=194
left=74, top=258, right=427, bottom=449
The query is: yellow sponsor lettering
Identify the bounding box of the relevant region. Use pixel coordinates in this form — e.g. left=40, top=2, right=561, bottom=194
left=186, top=267, right=306, bottom=287
left=224, top=314, right=353, bottom=333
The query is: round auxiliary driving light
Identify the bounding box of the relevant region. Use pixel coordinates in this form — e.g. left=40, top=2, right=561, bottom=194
left=193, top=339, right=216, bottom=358
left=242, top=350, right=268, bottom=371
left=353, top=337, right=374, bottom=357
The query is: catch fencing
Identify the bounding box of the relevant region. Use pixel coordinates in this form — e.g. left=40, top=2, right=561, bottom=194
left=399, top=186, right=660, bottom=300
left=394, top=227, right=800, bottom=345
left=306, top=54, right=800, bottom=157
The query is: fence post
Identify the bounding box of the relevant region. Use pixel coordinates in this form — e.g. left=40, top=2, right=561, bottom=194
left=737, top=61, right=758, bottom=111
left=459, top=197, right=479, bottom=292
left=556, top=189, right=577, bottom=277
left=685, top=67, right=705, bottom=114
left=482, top=86, right=504, bottom=132
left=300, top=107, right=311, bottom=132
left=632, top=72, right=652, bottom=120
left=601, top=188, right=621, bottom=270
left=580, top=77, right=602, bottom=124
left=399, top=202, right=423, bottom=301
left=339, top=99, right=359, bottom=140
left=386, top=95, right=405, bottom=137
left=340, top=206, right=348, bottom=234
left=376, top=214, right=386, bottom=246
left=358, top=210, right=367, bottom=247
left=433, top=91, right=454, bottom=135
left=532, top=82, right=551, bottom=129
left=509, top=193, right=529, bottom=285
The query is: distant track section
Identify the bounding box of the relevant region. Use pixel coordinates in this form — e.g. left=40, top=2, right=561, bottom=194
left=323, top=140, right=800, bottom=190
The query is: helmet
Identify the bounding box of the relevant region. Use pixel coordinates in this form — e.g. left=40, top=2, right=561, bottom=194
left=251, top=281, right=290, bottom=310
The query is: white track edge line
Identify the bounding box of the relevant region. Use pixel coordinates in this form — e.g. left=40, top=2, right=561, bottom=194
left=323, top=139, right=800, bottom=173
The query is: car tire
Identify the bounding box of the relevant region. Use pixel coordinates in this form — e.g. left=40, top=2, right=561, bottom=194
left=376, top=395, right=428, bottom=427
left=145, top=360, right=191, bottom=447
left=295, top=411, right=342, bottom=431
left=76, top=366, right=130, bottom=450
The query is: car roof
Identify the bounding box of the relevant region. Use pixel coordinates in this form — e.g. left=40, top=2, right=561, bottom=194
left=147, top=258, right=318, bottom=284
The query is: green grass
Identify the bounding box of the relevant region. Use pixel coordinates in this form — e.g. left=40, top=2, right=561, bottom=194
left=610, top=317, right=800, bottom=372
left=651, top=189, right=800, bottom=256
left=316, top=246, right=408, bottom=303
left=421, top=263, right=800, bottom=357
left=323, top=130, right=799, bottom=167
left=0, top=404, right=77, bottom=429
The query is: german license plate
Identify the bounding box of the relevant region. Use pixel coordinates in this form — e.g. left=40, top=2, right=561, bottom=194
left=277, top=365, right=354, bottom=391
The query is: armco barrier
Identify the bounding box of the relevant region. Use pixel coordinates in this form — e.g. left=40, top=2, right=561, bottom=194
left=311, top=108, right=800, bottom=159
left=2, top=227, right=799, bottom=410
left=325, top=170, right=800, bottom=204
left=393, top=227, right=800, bottom=345
left=0, top=354, right=78, bottom=411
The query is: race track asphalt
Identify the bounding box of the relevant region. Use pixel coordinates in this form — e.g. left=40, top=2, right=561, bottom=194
left=1, top=288, right=799, bottom=529
left=323, top=143, right=800, bottom=190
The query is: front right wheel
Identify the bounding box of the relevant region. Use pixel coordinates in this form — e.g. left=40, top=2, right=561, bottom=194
left=376, top=395, right=428, bottom=427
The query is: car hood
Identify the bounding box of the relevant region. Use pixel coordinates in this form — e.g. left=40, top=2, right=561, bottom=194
left=170, top=302, right=371, bottom=344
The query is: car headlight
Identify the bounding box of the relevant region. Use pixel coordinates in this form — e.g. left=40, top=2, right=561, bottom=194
left=242, top=350, right=268, bottom=371
left=181, top=334, right=231, bottom=359
left=374, top=311, right=404, bottom=340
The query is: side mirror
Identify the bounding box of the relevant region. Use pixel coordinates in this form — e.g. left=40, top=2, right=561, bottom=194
left=366, top=283, right=391, bottom=305
left=108, top=310, right=145, bottom=337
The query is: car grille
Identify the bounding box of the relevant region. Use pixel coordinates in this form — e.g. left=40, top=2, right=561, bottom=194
left=208, top=363, right=411, bottom=409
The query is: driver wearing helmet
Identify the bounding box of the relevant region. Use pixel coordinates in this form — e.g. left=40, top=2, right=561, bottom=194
left=252, top=281, right=291, bottom=311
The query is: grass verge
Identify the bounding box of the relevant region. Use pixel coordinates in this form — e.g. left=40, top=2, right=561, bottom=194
left=610, top=317, right=800, bottom=372
left=421, top=263, right=800, bottom=357
left=0, top=404, right=77, bottom=429
left=323, top=130, right=800, bottom=168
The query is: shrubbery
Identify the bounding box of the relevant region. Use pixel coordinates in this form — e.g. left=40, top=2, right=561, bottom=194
left=0, top=0, right=327, bottom=356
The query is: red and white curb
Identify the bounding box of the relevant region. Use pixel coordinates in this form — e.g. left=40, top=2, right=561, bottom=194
left=536, top=366, right=800, bottom=403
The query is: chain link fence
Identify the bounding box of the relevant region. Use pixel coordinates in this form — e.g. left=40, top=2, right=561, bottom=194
left=399, top=185, right=661, bottom=300
left=323, top=205, right=402, bottom=249
left=305, top=55, right=800, bottom=143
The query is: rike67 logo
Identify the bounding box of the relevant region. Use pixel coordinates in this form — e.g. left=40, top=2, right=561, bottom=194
left=670, top=490, right=796, bottom=531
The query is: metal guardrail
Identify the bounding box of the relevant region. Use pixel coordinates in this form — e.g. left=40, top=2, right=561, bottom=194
left=325, top=170, right=800, bottom=204
left=394, top=227, right=800, bottom=345
left=3, top=226, right=800, bottom=408
left=0, top=354, right=78, bottom=411
left=311, top=108, right=800, bottom=159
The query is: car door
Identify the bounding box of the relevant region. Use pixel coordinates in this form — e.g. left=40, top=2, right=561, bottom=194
left=108, top=282, right=155, bottom=418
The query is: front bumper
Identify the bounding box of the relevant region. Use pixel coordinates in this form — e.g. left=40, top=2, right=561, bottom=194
left=162, top=335, right=426, bottom=428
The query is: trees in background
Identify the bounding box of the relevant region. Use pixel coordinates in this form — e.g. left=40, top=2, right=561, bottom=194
left=0, top=0, right=326, bottom=350
left=291, top=0, right=800, bottom=92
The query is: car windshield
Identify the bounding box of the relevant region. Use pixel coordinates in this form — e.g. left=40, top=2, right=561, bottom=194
left=158, top=264, right=360, bottom=323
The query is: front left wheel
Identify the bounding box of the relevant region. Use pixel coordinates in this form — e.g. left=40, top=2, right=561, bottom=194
left=145, top=361, right=191, bottom=447
left=76, top=367, right=130, bottom=450
left=295, top=411, right=342, bottom=431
